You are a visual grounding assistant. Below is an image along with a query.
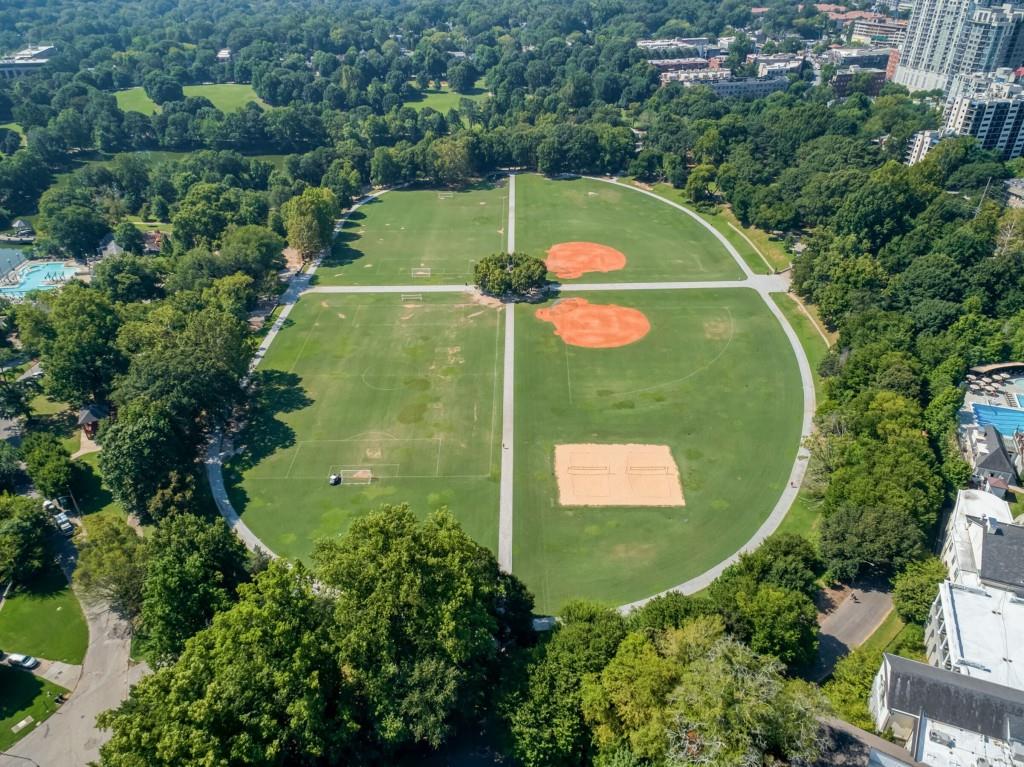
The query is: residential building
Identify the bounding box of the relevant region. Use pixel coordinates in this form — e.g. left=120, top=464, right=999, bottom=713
left=637, top=37, right=711, bottom=55
left=97, top=233, right=124, bottom=259
left=216, top=48, right=232, bottom=62
left=0, top=44, right=55, bottom=80
left=813, top=717, right=926, bottom=767
left=662, top=69, right=790, bottom=98
left=894, top=0, right=1024, bottom=94
left=142, top=230, right=164, bottom=254
left=831, top=65, right=888, bottom=96
left=940, top=489, right=1017, bottom=587
left=870, top=653, right=1024, bottom=766
left=851, top=17, right=910, bottom=46
left=661, top=69, right=733, bottom=85
left=961, top=422, right=1021, bottom=492
left=827, top=46, right=895, bottom=67
left=945, top=76, right=1024, bottom=159
left=925, top=581, right=1024, bottom=689
left=648, top=58, right=709, bottom=73
left=1007, top=176, right=1024, bottom=205
left=755, top=53, right=806, bottom=77
left=907, top=129, right=943, bottom=163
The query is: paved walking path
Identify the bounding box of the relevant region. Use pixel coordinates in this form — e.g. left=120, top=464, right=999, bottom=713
left=813, top=586, right=893, bottom=681
left=204, top=174, right=818, bottom=614
left=497, top=174, right=517, bottom=571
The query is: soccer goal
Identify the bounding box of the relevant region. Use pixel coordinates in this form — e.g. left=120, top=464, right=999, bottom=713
left=333, top=468, right=373, bottom=485
left=400, top=293, right=423, bottom=303
left=437, top=192, right=454, bottom=200
left=411, top=267, right=432, bottom=278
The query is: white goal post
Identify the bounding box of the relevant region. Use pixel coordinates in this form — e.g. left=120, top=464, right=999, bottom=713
left=437, top=191, right=454, bottom=199
left=335, top=468, right=373, bottom=485
left=400, top=293, right=423, bottom=303
left=411, top=267, right=432, bottom=278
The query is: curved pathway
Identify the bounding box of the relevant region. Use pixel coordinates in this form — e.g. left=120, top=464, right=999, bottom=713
left=205, top=175, right=817, bottom=615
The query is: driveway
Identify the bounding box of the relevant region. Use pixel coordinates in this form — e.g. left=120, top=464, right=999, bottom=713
left=811, top=582, right=893, bottom=681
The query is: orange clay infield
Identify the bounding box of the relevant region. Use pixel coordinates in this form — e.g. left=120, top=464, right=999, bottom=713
left=535, top=298, right=650, bottom=349
left=546, top=241, right=626, bottom=279
left=554, top=444, right=685, bottom=507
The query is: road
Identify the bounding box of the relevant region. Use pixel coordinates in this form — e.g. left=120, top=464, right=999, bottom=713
left=811, top=584, right=894, bottom=681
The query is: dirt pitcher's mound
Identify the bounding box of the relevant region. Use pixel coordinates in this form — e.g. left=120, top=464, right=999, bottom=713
left=546, top=242, right=626, bottom=279
left=536, top=298, right=650, bottom=349
left=555, top=444, right=685, bottom=507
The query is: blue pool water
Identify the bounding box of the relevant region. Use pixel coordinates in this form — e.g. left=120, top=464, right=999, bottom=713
left=0, top=261, right=78, bottom=298
left=974, top=403, right=1024, bottom=433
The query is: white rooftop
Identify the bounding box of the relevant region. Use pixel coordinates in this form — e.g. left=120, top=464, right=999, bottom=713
left=937, top=582, right=1024, bottom=691
left=915, top=715, right=1022, bottom=767
left=944, top=489, right=1014, bottom=588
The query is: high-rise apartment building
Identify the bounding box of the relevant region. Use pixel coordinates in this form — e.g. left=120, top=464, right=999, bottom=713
left=894, top=0, right=1024, bottom=94
left=945, top=73, right=1024, bottom=157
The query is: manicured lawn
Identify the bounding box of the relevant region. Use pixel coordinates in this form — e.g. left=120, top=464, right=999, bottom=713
left=114, top=86, right=159, bottom=115
left=644, top=182, right=770, bottom=276
left=115, top=84, right=267, bottom=115
left=516, top=174, right=744, bottom=283
left=183, top=83, right=268, bottom=111
left=227, top=292, right=504, bottom=557
left=407, top=80, right=488, bottom=113
left=319, top=181, right=509, bottom=285
left=0, top=565, right=87, bottom=664
left=717, top=206, right=792, bottom=272
left=513, top=288, right=803, bottom=612
left=0, top=666, right=67, bottom=751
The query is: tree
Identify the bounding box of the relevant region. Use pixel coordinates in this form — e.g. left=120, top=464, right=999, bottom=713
left=735, top=585, right=818, bottom=668
left=74, top=515, right=147, bottom=622
left=506, top=603, right=627, bottom=767
left=143, top=73, right=184, bottom=105
left=92, top=256, right=160, bottom=303
left=98, top=562, right=356, bottom=767
left=893, top=556, right=947, bottom=624
left=313, top=505, right=534, bottom=750
left=685, top=164, right=716, bottom=204
left=20, top=432, right=72, bottom=499
left=474, top=252, right=547, bottom=297
left=140, top=513, right=250, bottom=664
left=0, top=441, right=20, bottom=492
left=98, top=399, right=186, bottom=518
left=448, top=62, right=479, bottom=93
left=580, top=617, right=824, bottom=765
left=0, top=494, right=50, bottom=585
left=112, top=222, right=145, bottom=255
left=38, top=187, right=109, bottom=260
left=281, top=187, right=339, bottom=260
left=40, top=284, right=124, bottom=405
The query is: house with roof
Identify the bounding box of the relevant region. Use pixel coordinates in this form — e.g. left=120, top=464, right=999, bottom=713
left=11, top=219, right=33, bottom=237
left=870, top=653, right=1024, bottom=766
left=142, top=230, right=164, bottom=254
left=97, top=233, right=124, bottom=259
left=77, top=404, right=108, bottom=439
left=941, top=489, right=1019, bottom=588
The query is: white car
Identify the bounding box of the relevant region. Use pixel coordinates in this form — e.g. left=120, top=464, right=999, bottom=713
left=53, top=513, right=74, bottom=536
left=7, top=654, right=39, bottom=669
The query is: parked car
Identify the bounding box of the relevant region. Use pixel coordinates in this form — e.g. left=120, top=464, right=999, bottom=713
left=53, top=513, right=73, bottom=536
left=7, top=654, right=39, bottom=669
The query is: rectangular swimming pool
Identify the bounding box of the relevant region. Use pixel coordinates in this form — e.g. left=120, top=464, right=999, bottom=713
left=0, top=261, right=78, bottom=298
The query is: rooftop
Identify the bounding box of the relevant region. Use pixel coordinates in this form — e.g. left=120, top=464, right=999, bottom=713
left=936, top=581, right=1024, bottom=690
left=883, top=653, right=1024, bottom=742
left=980, top=521, right=1024, bottom=592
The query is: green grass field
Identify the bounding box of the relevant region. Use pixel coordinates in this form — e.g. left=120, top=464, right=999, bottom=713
left=0, top=666, right=67, bottom=751
left=115, top=83, right=267, bottom=115
left=114, top=87, right=159, bottom=115
left=513, top=289, right=802, bottom=611
left=227, top=293, right=504, bottom=556
left=319, top=182, right=509, bottom=285
left=407, top=80, right=489, bottom=113
left=517, top=175, right=744, bottom=283
left=0, top=566, right=88, bottom=664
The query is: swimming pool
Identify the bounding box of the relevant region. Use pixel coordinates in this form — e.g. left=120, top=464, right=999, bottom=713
left=0, top=261, right=78, bottom=298
left=974, top=403, right=1024, bottom=434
